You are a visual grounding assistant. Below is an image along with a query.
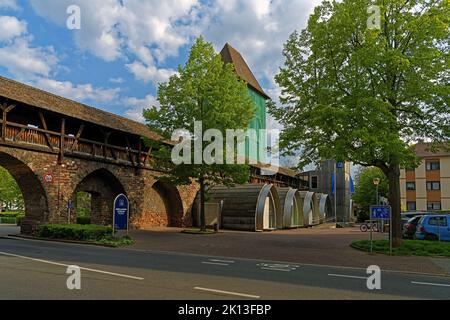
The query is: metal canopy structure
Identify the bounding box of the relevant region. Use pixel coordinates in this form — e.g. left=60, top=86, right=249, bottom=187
left=278, top=187, right=304, bottom=228
left=318, top=193, right=333, bottom=223
left=208, top=184, right=282, bottom=232
left=300, top=191, right=320, bottom=227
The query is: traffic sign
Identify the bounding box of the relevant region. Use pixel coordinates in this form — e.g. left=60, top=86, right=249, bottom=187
left=43, top=173, right=54, bottom=183
left=336, top=162, right=344, bottom=169
left=113, top=194, right=129, bottom=231
left=370, top=206, right=391, bottom=220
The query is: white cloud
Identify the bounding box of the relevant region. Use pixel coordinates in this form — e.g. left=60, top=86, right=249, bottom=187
left=35, top=78, right=121, bottom=104
left=0, top=15, right=26, bottom=41
left=109, top=77, right=124, bottom=84
left=0, top=37, right=58, bottom=78
left=29, top=0, right=203, bottom=85
left=123, top=94, right=159, bottom=122
left=0, top=0, right=18, bottom=10
left=126, top=61, right=176, bottom=85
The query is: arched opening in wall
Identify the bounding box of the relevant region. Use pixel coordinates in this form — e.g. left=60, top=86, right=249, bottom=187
left=151, top=180, right=184, bottom=227
left=74, top=191, right=92, bottom=224
left=72, top=169, right=125, bottom=226
left=0, top=152, right=49, bottom=234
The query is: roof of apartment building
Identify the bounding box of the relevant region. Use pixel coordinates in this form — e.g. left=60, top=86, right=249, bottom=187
left=415, top=142, right=450, bottom=158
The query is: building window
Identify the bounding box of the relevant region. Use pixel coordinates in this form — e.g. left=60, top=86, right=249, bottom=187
left=427, top=202, right=442, bottom=211
left=426, top=161, right=440, bottom=171
left=426, top=181, right=441, bottom=191
left=406, top=182, right=416, bottom=191
left=407, top=202, right=417, bottom=211
left=311, top=176, right=318, bottom=189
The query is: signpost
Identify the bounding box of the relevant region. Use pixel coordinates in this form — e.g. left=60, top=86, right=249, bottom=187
left=113, top=194, right=129, bottom=237
left=370, top=205, right=392, bottom=255
left=67, top=200, right=74, bottom=224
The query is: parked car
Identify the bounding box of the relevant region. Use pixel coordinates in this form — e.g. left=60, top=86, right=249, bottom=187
left=403, top=215, right=423, bottom=239
left=415, top=215, right=450, bottom=241
left=401, top=211, right=431, bottom=224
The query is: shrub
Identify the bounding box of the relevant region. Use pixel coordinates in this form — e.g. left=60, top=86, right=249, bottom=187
left=0, top=211, right=24, bottom=218
left=37, top=224, right=113, bottom=241
left=357, top=210, right=369, bottom=223
left=76, top=216, right=91, bottom=225
left=16, top=215, right=25, bottom=226
left=0, top=217, right=17, bottom=224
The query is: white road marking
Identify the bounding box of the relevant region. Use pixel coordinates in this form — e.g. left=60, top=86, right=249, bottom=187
left=328, top=273, right=367, bottom=280
left=194, top=287, right=260, bottom=299
left=201, top=262, right=230, bottom=266
left=411, top=281, right=450, bottom=288
left=209, top=259, right=235, bottom=264
left=257, top=263, right=300, bottom=272
left=0, top=251, right=144, bottom=280
left=261, top=267, right=292, bottom=272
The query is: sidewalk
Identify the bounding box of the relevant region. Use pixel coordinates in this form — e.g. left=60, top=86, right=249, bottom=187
left=127, top=226, right=449, bottom=275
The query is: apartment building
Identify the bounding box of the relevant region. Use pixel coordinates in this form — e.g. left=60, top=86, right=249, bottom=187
left=400, top=143, right=450, bottom=212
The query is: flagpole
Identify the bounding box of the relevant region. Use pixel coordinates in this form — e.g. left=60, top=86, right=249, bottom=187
left=334, top=162, right=337, bottom=224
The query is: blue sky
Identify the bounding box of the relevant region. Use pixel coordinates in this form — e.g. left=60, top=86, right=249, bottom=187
left=0, top=0, right=322, bottom=125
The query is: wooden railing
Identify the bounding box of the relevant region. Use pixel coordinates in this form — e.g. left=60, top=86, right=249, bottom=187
left=0, top=121, right=153, bottom=168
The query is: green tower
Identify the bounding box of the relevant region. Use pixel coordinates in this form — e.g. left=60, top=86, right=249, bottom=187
left=220, top=43, right=270, bottom=164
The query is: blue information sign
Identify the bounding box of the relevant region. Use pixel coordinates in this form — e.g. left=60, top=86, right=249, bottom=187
left=370, top=206, right=391, bottom=220
left=113, top=194, right=129, bottom=230
left=336, top=162, right=344, bottom=169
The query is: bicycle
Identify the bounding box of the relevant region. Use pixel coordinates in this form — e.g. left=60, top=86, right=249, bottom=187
left=360, top=220, right=379, bottom=232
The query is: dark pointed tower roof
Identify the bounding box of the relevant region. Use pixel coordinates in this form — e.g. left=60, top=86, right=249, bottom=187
left=220, top=43, right=270, bottom=100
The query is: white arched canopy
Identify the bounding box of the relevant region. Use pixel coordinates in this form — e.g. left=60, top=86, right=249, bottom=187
left=278, top=188, right=304, bottom=228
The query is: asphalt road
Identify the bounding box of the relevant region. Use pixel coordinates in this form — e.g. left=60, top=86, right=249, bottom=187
left=0, top=236, right=449, bottom=300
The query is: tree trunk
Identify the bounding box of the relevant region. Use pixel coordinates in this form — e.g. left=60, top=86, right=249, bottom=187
left=387, top=165, right=403, bottom=247
left=199, top=177, right=206, bottom=232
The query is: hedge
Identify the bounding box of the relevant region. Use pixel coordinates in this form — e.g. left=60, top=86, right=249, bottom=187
left=0, top=217, right=17, bottom=224
left=0, top=211, right=24, bottom=218
left=37, top=224, right=113, bottom=241
left=76, top=216, right=91, bottom=225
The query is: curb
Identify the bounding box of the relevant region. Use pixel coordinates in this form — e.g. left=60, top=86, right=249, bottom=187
left=6, top=234, right=118, bottom=248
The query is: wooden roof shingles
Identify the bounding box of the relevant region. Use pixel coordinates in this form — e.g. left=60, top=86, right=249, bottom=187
left=220, top=43, right=270, bottom=100
left=0, top=75, right=162, bottom=142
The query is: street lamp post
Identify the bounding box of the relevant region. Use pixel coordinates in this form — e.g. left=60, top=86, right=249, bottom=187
left=373, top=178, right=381, bottom=234
left=373, top=178, right=381, bottom=206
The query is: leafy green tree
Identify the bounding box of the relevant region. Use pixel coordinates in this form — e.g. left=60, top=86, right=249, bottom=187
left=0, top=166, right=24, bottom=212
left=353, top=167, right=388, bottom=219
left=144, top=37, right=255, bottom=231
left=270, top=0, right=449, bottom=246
left=76, top=192, right=91, bottom=218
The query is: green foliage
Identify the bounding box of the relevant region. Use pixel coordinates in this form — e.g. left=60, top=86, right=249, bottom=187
left=0, top=217, right=17, bottom=224
left=0, top=166, right=24, bottom=212
left=353, top=167, right=388, bottom=215
left=76, top=192, right=91, bottom=218
left=96, top=236, right=135, bottom=247
left=270, top=0, right=449, bottom=243
left=16, top=215, right=25, bottom=226
left=37, top=224, right=112, bottom=241
left=0, top=211, right=24, bottom=217
left=271, top=0, right=449, bottom=170
left=352, top=240, right=450, bottom=257
left=144, top=37, right=257, bottom=230
left=76, top=216, right=91, bottom=225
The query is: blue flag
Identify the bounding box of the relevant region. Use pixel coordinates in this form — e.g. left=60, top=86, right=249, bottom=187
left=350, top=175, right=355, bottom=194
left=331, top=173, right=335, bottom=195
